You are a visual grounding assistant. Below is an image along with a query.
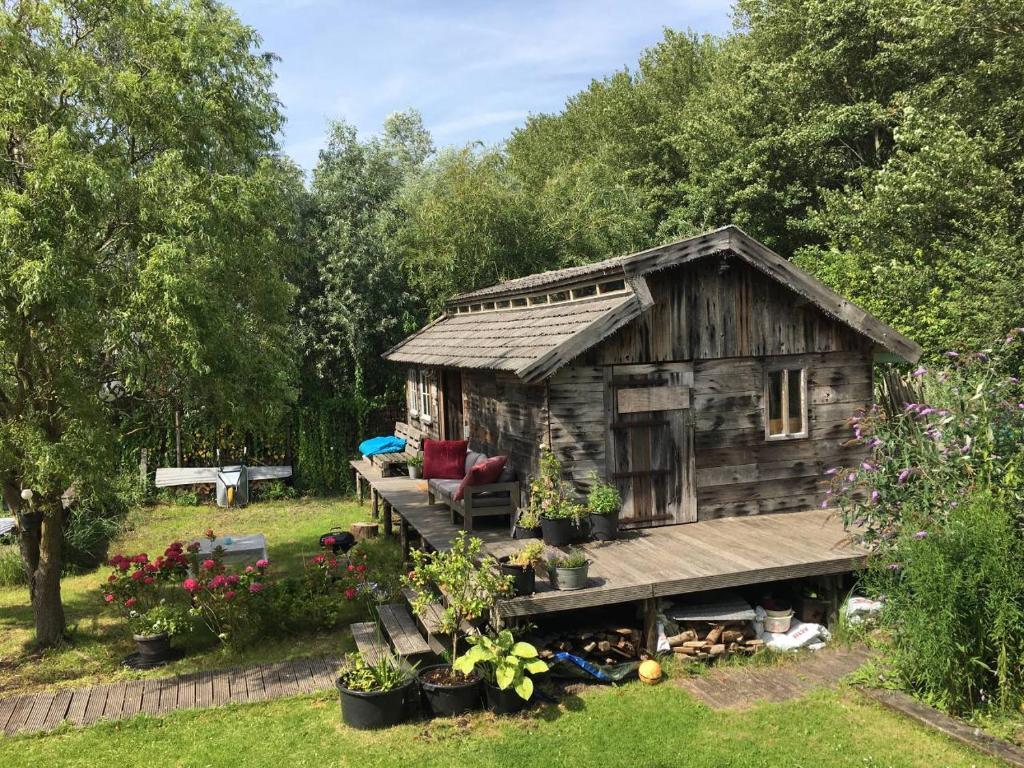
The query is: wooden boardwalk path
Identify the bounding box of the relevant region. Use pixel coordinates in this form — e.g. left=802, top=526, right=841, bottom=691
left=676, top=645, right=872, bottom=710
left=0, top=655, right=342, bottom=738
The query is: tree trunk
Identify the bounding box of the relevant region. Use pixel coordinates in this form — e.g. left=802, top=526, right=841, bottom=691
left=15, top=496, right=67, bottom=647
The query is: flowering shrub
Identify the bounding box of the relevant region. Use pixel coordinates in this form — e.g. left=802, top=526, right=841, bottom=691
left=826, top=333, right=1024, bottom=714
left=101, top=541, right=191, bottom=636
left=185, top=531, right=272, bottom=646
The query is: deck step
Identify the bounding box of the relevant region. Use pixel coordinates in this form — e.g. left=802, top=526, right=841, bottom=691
left=401, top=588, right=478, bottom=657
left=350, top=622, right=394, bottom=666
left=377, top=603, right=431, bottom=658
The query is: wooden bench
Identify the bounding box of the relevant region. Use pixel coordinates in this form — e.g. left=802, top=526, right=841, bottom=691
left=427, top=477, right=519, bottom=531
left=367, top=421, right=423, bottom=477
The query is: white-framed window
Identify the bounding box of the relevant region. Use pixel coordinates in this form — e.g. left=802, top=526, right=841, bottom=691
left=418, top=368, right=433, bottom=424
left=765, top=367, right=807, bottom=439
left=407, top=368, right=419, bottom=419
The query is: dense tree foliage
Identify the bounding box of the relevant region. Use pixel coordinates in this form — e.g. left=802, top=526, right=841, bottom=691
left=0, top=0, right=299, bottom=644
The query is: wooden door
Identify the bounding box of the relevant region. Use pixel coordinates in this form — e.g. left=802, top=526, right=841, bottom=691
left=606, top=363, right=696, bottom=528
left=440, top=369, right=465, bottom=441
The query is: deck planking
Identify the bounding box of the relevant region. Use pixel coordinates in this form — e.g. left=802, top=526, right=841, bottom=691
left=355, top=466, right=867, bottom=620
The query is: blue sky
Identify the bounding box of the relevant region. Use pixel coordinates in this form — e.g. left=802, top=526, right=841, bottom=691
left=227, top=1, right=735, bottom=171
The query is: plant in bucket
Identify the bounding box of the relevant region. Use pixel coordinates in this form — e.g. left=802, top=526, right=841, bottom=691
left=404, top=533, right=512, bottom=716
left=547, top=547, right=591, bottom=591
left=453, top=629, right=549, bottom=714
left=586, top=473, right=621, bottom=542
left=531, top=445, right=587, bottom=546
left=336, top=651, right=416, bottom=730
left=512, top=506, right=542, bottom=540
left=407, top=452, right=424, bottom=480
left=500, top=541, right=545, bottom=597
left=101, top=542, right=191, bottom=665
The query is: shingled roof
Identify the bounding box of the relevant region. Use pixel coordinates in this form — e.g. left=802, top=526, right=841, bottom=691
left=384, top=226, right=922, bottom=382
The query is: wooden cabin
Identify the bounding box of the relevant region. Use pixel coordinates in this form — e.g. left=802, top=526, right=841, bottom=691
left=384, top=226, right=921, bottom=528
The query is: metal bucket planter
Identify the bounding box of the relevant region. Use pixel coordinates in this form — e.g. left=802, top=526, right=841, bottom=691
left=549, top=561, right=591, bottom=591
left=499, top=562, right=536, bottom=597
left=589, top=511, right=619, bottom=541
left=418, top=665, right=482, bottom=717
left=337, top=677, right=416, bottom=730
left=133, top=633, right=172, bottom=665
left=408, top=465, right=421, bottom=480
left=484, top=682, right=529, bottom=715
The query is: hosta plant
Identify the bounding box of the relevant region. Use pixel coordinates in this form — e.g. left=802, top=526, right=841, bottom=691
left=453, top=630, right=548, bottom=701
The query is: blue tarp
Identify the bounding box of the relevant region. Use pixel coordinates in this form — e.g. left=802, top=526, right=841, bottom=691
left=358, top=435, right=407, bottom=458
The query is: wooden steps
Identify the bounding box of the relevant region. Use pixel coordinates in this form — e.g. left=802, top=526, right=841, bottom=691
left=350, top=622, right=393, bottom=666
left=377, top=603, right=431, bottom=658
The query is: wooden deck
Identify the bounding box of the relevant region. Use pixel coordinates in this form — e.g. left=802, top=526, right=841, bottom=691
left=351, top=460, right=867, bottom=621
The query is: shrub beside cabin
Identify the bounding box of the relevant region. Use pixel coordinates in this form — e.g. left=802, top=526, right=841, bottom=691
left=384, top=226, right=921, bottom=528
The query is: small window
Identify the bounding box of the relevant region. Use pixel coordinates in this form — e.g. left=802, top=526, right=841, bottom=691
left=598, top=279, right=625, bottom=294
left=418, top=368, right=433, bottom=424
left=549, top=290, right=569, bottom=303
left=765, top=368, right=807, bottom=439
left=407, top=369, right=419, bottom=418
left=511, top=297, right=528, bottom=307
left=571, top=285, right=597, bottom=299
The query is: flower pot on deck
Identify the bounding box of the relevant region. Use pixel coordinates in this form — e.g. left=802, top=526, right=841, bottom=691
left=337, top=677, right=416, bottom=730
left=484, top=682, right=529, bottom=715
left=408, top=465, right=421, bottom=480
left=588, top=511, right=619, bottom=542
left=418, top=664, right=482, bottom=717
left=499, top=561, right=536, bottom=597
left=549, top=562, right=590, bottom=591
left=133, top=632, right=171, bottom=664
left=540, top=516, right=575, bottom=546
left=512, top=524, right=542, bottom=540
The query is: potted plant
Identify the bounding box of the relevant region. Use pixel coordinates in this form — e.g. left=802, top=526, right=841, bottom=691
left=404, top=533, right=512, bottom=716
left=453, top=629, right=549, bottom=715
left=336, top=651, right=417, bottom=730
left=547, top=548, right=591, bottom=591
left=102, top=543, right=191, bottom=663
left=407, top=453, right=423, bottom=480
left=587, top=474, right=621, bottom=542
left=531, top=445, right=588, bottom=546
left=512, top=507, right=541, bottom=540
left=499, top=541, right=544, bottom=597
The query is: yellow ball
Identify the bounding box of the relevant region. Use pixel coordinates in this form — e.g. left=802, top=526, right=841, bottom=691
left=638, top=659, right=663, bottom=685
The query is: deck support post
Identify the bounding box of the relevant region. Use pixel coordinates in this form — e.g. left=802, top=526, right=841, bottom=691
left=825, top=574, right=843, bottom=630
left=355, top=471, right=363, bottom=505
left=399, top=517, right=410, bottom=563
left=642, top=597, right=659, bottom=655
left=370, top=488, right=379, bottom=520
left=382, top=500, right=393, bottom=537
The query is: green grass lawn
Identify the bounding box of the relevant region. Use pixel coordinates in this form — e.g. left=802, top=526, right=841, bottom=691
left=3, top=680, right=999, bottom=767
left=0, top=496, right=388, bottom=695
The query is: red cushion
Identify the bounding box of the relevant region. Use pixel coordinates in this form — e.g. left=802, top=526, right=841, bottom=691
left=422, top=439, right=468, bottom=480
left=454, top=456, right=507, bottom=501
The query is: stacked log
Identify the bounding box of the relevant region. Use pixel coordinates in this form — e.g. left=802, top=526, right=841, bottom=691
left=535, top=626, right=643, bottom=665
left=668, top=622, right=763, bottom=661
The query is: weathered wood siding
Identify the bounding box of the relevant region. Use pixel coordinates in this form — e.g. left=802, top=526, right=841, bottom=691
left=580, top=258, right=872, bottom=365
left=549, top=257, right=875, bottom=520
left=461, top=370, right=547, bottom=480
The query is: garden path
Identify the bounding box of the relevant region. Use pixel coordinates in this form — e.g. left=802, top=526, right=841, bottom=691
left=675, top=644, right=872, bottom=709
left=0, top=654, right=342, bottom=737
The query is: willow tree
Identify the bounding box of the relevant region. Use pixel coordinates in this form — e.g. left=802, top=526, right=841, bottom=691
left=0, top=0, right=299, bottom=646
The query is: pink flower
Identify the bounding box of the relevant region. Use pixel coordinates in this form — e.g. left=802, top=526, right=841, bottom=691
left=255, top=559, right=269, bottom=569
left=187, top=541, right=200, bottom=553
left=143, top=576, right=155, bottom=585
left=183, top=578, right=200, bottom=593
left=312, top=554, right=325, bottom=565
left=245, top=566, right=254, bottom=574
left=224, top=590, right=236, bottom=601
left=344, top=587, right=357, bottom=600
left=104, top=593, right=115, bottom=603
left=210, top=575, right=227, bottom=589
left=323, top=536, right=336, bottom=547
left=201, top=559, right=216, bottom=571
left=226, top=574, right=240, bottom=585
left=125, top=597, right=136, bottom=608
left=130, top=570, right=145, bottom=582
left=249, top=582, right=263, bottom=594
left=117, top=560, right=130, bottom=572
left=355, top=564, right=366, bottom=573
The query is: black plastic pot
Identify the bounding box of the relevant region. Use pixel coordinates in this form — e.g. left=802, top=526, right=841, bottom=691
left=512, top=524, right=542, bottom=540
left=484, top=682, right=529, bottom=715
left=540, top=516, right=574, bottom=546
left=418, top=664, right=482, bottom=717
left=133, top=632, right=171, bottom=664
left=499, top=562, right=536, bottom=596
left=337, top=677, right=416, bottom=730
left=589, top=511, right=619, bottom=542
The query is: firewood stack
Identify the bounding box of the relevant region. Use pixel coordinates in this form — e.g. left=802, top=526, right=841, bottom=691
left=535, top=626, right=643, bottom=666
left=668, top=622, right=764, bottom=661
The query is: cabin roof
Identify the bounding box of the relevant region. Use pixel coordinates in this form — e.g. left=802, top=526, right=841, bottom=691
left=384, top=225, right=922, bottom=381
